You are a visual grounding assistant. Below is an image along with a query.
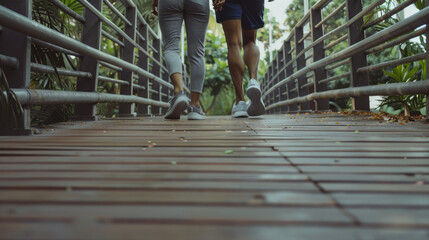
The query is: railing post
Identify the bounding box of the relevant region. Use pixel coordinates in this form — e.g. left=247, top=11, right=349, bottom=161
left=0, top=0, right=32, bottom=135
left=151, top=37, right=161, bottom=115
left=346, top=0, right=369, bottom=112
left=278, top=45, right=288, bottom=114
left=294, top=27, right=310, bottom=112
left=161, top=64, right=169, bottom=115
left=425, top=0, right=429, bottom=122
left=136, top=23, right=149, bottom=116
left=273, top=54, right=280, bottom=114
left=311, top=7, right=330, bottom=112
left=268, top=63, right=274, bottom=114
left=74, top=0, right=102, bottom=120
left=285, top=40, right=298, bottom=112
left=119, top=4, right=137, bottom=117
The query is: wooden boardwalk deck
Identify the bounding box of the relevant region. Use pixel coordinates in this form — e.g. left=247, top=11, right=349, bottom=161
left=1, top=113, right=429, bottom=239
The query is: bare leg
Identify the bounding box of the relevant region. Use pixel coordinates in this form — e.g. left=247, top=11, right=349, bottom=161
left=242, top=29, right=260, bottom=80
left=170, top=73, right=183, bottom=94
left=190, top=92, right=201, bottom=107
left=222, top=19, right=245, bottom=104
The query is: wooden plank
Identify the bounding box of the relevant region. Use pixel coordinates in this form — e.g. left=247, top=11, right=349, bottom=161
left=300, top=166, right=429, bottom=174
left=0, top=164, right=296, bottom=173
left=309, top=174, right=429, bottom=183
left=0, top=205, right=353, bottom=224
left=0, top=180, right=316, bottom=191
left=320, top=183, right=429, bottom=193
left=332, top=193, right=429, bottom=207
left=0, top=114, right=428, bottom=239
left=0, top=190, right=335, bottom=206
left=289, top=158, right=429, bottom=166
left=347, top=208, right=429, bottom=227
left=0, top=172, right=307, bottom=181
left=2, top=224, right=426, bottom=240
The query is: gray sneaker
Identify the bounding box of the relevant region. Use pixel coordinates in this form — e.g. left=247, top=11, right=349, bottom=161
left=164, top=91, right=189, bottom=120
left=188, top=105, right=206, bottom=120
left=246, top=78, right=265, bottom=116
left=232, top=101, right=248, bottom=118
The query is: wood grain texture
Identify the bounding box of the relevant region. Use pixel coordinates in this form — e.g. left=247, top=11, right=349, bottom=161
left=0, top=114, right=428, bottom=239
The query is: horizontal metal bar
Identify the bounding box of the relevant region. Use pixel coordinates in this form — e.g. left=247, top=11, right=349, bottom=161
left=288, top=46, right=296, bottom=55
left=266, top=79, right=429, bottom=111
left=30, top=63, right=92, bottom=78
left=99, top=61, right=123, bottom=71
left=315, top=2, right=346, bottom=29
left=299, top=31, right=312, bottom=44
left=318, top=72, right=350, bottom=84
left=263, top=6, right=429, bottom=99
left=301, top=81, right=314, bottom=89
left=295, top=11, right=310, bottom=30
left=103, top=0, right=132, bottom=26
left=149, top=43, right=159, bottom=55
left=48, top=0, right=86, bottom=23
left=357, top=53, right=428, bottom=73
left=364, top=0, right=417, bottom=29
left=0, top=6, right=173, bottom=89
left=273, top=0, right=382, bottom=82
left=312, top=0, right=333, bottom=10
left=76, top=0, right=133, bottom=46
left=326, top=59, right=350, bottom=71
left=149, top=88, right=158, bottom=94
left=32, top=38, right=82, bottom=56
left=136, top=30, right=145, bottom=42
left=102, top=29, right=124, bottom=47
left=280, top=0, right=385, bottom=77
left=0, top=54, right=19, bottom=69
left=119, top=0, right=136, bottom=8
left=12, top=89, right=169, bottom=107
left=137, top=14, right=158, bottom=39
left=366, top=26, right=426, bottom=54
left=98, top=75, right=129, bottom=85
left=324, top=34, right=348, bottom=50
left=133, top=84, right=146, bottom=90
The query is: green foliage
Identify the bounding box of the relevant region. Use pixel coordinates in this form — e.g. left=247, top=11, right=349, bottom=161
left=200, top=31, right=233, bottom=115
left=284, top=0, right=317, bottom=30
left=30, top=0, right=83, bottom=125
left=0, top=69, right=25, bottom=133
left=381, top=62, right=426, bottom=114
left=414, top=0, right=427, bottom=10
left=257, top=8, right=285, bottom=60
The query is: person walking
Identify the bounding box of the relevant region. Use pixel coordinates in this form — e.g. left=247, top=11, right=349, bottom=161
left=213, top=0, right=266, bottom=118
left=152, top=0, right=209, bottom=120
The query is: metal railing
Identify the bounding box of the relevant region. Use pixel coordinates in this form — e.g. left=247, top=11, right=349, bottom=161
left=0, top=0, right=186, bottom=134
left=262, top=0, right=429, bottom=119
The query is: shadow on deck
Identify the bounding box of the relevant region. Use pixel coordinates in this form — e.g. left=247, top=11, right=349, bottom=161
left=1, top=113, right=429, bottom=239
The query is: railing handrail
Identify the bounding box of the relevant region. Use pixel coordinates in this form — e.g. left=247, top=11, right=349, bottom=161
left=262, top=0, right=429, bottom=119
left=0, top=0, right=184, bottom=134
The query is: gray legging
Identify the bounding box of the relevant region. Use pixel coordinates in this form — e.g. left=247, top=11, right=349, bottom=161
left=158, top=0, right=209, bottom=94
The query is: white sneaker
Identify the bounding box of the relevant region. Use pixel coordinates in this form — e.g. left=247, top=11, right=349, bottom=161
left=232, top=101, right=248, bottom=118
left=164, top=91, right=189, bottom=120
left=188, top=105, right=206, bottom=120
left=246, top=79, right=265, bottom=116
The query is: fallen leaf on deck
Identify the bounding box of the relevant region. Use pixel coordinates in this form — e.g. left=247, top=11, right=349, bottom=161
left=224, top=150, right=234, bottom=154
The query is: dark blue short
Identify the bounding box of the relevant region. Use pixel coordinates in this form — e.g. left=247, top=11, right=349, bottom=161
left=215, top=0, right=265, bottom=30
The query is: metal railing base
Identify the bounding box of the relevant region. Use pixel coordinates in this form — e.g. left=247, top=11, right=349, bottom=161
left=0, top=128, right=33, bottom=136
left=69, top=115, right=101, bottom=121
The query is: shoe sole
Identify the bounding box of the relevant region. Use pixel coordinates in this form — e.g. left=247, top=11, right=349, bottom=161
left=188, top=112, right=207, bottom=120
left=232, top=110, right=248, bottom=118
left=164, top=96, right=189, bottom=120
left=246, top=86, right=265, bottom=116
